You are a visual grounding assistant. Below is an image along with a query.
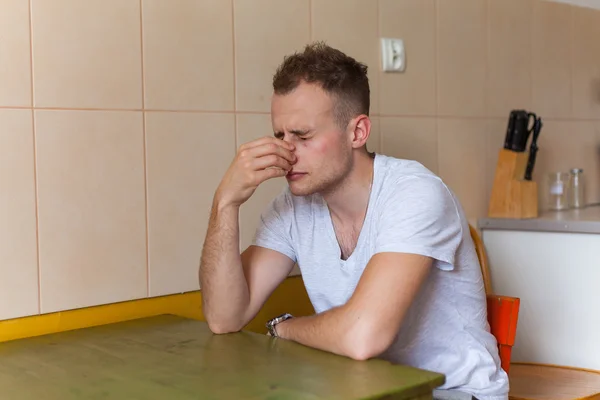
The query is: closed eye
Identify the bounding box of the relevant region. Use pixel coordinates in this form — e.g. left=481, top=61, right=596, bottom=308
left=291, top=130, right=311, bottom=140
left=273, top=129, right=311, bottom=140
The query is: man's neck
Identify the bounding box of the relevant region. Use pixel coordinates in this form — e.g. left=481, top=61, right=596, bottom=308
left=322, top=151, right=375, bottom=222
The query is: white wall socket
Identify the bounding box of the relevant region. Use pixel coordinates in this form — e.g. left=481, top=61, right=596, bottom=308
left=381, top=38, right=405, bottom=72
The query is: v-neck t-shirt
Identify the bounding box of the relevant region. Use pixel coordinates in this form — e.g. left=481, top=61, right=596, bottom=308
left=252, top=153, right=509, bottom=400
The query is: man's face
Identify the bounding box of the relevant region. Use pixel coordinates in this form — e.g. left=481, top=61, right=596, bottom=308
left=271, top=82, right=353, bottom=197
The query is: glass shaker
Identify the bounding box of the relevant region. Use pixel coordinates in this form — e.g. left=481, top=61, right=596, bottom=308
left=546, top=172, right=570, bottom=211
left=568, top=168, right=586, bottom=209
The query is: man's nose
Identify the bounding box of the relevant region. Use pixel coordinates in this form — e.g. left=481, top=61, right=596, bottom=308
left=282, top=134, right=295, bottom=146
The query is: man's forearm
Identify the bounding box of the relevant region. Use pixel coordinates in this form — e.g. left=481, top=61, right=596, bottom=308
left=275, top=306, right=367, bottom=359
left=199, top=198, right=250, bottom=333
left=274, top=253, right=431, bottom=361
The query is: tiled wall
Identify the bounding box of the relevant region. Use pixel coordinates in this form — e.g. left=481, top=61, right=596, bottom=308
left=1, top=0, right=599, bottom=321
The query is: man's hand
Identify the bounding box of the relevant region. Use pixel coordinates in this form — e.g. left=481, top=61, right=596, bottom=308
left=215, top=137, right=296, bottom=208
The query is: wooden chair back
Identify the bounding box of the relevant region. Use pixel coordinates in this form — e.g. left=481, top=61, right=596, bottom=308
left=468, top=224, right=520, bottom=375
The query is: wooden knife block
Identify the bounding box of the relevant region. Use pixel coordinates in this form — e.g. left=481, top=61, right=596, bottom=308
left=488, top=149, right=538, bottom=219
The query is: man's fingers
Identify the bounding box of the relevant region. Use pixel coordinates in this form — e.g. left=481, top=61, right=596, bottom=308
left=253, top=154, right=293, bottom=172
left=244, top=142, right=296, bottom=165
left=254, top=166, right=288, bottom=184
left=238, top=136, right=272, bottom=151
left=239, top=136, right=295, bottom=153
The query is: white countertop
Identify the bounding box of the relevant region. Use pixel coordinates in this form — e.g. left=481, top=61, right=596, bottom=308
left=478, top=204, right=600, bottom=234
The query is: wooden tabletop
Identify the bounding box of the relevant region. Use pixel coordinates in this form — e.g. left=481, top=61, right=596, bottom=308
left=0, top=314, right=444, bottom=399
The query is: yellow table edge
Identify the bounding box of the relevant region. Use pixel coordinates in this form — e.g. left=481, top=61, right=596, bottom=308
left=0, top=275, right=315, bottom=343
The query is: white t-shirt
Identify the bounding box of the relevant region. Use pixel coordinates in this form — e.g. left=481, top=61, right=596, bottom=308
left=252, top=153, right=509, bottom=400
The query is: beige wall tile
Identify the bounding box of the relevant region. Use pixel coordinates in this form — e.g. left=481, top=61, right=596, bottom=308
left=367, top=116, right=380, bottom=154
left=572, top=7, right=600, bottom=119
left=146, top=112, right=235, bottom=296
left=0, top=110, right=39, bottom=320
left=380, top=117, right=438, bottom=173
left=312, top=0, right=379, bottom=114
left=379, top=0, right=435, bottom=116
left=437, top=119, right=488, bottom=222
left=35, top=110, right=146, bottom=313
left=437, top=0, right=487, bottom=117
left=485, top=119, right=510, bottom=207
left=532, top=1, right=572, bottom=118
left=31, top=0, right=142, bottom=109
left=487, top=0, right=533, bottom=118
left=235, top=0, right=310, bottom=112
left=532, top=120, right=600, bottom=209
left=0, top=0, right=31, bottom=107
left=236, top=114, right=289, bottom=251
left=142, top=0, right=234, bottom=111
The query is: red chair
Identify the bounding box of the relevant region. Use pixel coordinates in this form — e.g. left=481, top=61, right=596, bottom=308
left=486, top=295, right=520, bottom=375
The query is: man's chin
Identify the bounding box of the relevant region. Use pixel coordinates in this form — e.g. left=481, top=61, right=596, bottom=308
left=287, top=182, right=316, bottom=197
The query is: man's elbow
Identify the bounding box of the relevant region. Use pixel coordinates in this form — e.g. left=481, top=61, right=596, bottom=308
left=202, top=300, right=247, bottom=334
left=208, top=322, right=241, bottom=335
left=343, top=323, right=395, bottom=361
left=204, top=309, right=246, bottom=335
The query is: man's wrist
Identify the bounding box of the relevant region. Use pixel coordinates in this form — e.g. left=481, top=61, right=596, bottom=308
left=274, top=318, right=292, bottom=339
left=266, top=313, right=294, bottom=338
left=212, top=195, right=240, bottom=213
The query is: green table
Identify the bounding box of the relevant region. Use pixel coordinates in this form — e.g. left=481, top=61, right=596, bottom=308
left=0, top=315, right=444, bottom=399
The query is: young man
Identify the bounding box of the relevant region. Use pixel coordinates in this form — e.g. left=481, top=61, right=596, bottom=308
left=199, top=42, right=509, bottom=400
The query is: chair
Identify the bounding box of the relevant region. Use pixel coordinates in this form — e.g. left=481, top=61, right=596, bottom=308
left=468, top=224, right=520, bottom=375
left=469, top=224, right=600, bottom=400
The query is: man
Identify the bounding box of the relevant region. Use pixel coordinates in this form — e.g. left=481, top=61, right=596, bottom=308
left=199, top=42, right=509, bottom=400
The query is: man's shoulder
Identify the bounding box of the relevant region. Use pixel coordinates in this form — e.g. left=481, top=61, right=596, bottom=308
left=375, top=153, right=437, bottom=176
left=369, top=155, right=466, bottom=269
left=373, top=154, right=466, bottom=238
left=375, top=154, right=455, bottom=204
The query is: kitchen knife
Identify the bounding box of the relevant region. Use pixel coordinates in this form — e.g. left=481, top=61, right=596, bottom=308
left=504, top=112, right=516, bottom=150
left=524, top=117, right=542, bottom=181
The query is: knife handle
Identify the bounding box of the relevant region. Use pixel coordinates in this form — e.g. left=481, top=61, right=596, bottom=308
left=524, top=147, right=537, bottom=180
left=524, top=118, right=542, bottom=180
left=504, top=116, right=515, bottom=149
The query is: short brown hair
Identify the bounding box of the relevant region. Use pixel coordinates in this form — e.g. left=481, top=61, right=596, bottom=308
left=272, top=41, right=370, bottom=130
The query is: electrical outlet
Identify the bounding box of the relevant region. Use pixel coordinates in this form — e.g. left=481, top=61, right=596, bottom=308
left=381, top=38, right=405, bottom=72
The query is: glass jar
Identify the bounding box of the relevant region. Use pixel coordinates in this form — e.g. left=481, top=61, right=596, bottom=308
left=546, top=172, right=570, bottom=211
left=568, top=168, right=586, bottom=209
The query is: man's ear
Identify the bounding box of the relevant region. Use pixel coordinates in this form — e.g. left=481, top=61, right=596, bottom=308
left=349, top=115, right=371, bottom=149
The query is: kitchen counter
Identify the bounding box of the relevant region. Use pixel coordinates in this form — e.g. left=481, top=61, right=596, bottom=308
left=478, top=204, right=600, bottom=234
